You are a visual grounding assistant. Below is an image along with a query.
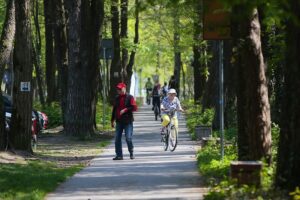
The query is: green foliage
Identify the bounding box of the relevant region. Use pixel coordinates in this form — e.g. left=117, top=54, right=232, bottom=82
left=290, top=187, right=300, bottom=200
left=185, top=101, right=215, bottom=139
left=197, top=136, right=288, bottom=199
left=197, top=142, right=237, bottom=184
left=0, top=161, right=82, bottom=200
left=96, top=100, right=113, bottom=131
left=214, top=127, right=237, bottom=142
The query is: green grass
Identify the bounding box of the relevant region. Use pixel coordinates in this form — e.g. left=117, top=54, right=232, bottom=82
left=0, top=136, right=112, bottom=200
left=0, top=161, right=82, bottom=200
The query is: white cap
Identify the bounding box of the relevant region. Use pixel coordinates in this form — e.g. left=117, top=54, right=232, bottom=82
left=168, top=88, right=177, bottom=94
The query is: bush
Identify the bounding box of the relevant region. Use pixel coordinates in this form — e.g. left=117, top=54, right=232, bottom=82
left=184, top=101, right=215, bottom=139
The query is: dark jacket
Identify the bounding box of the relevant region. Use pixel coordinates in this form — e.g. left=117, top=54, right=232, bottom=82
left=111, top=94, right=137, bottom=124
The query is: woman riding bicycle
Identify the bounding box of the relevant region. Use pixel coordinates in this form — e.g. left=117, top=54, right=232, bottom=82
left=160, top=88, right=184, bottom=134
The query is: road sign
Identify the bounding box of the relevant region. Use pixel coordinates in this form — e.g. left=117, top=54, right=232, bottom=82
left=20, top=82, right=30, bottom=92
left=100, top=39, right=114, bottom=59
left=203, top=0, right=231, bottom=40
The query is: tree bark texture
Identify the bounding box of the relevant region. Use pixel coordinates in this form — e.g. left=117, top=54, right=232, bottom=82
left=276, top=0, right=300, bottom=190
left=44, top=0, right=57, bottom=104
left=0, top=0, right=15, bottom=150
left=11, top=0, right=33, bottom=152
left=173, top=8, right=181, bottom=98
left=109, top=0, right=122, bottom=105
left=120, top=0, right=128, bottom=82
left=53, top=0, right=68, bottom=128
left=65, top=0, right=103, bottom=137
left=202, top=41, right=219, bottom=129
left=235, top=8, right=272, bottom=162
left=192, top=0, right=205, bottom=103
left=33, top=0, right=45, bottom=106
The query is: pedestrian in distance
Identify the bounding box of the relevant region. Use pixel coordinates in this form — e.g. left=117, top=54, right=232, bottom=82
left=111, top=82, right=138, bottom=160
left=145, top=77, right=153, bottom=105
left=168, top=75, right=177, bottom=90
left=161, top=82, right=168, bottom=98
left=152, top=80, right=161, bottom=115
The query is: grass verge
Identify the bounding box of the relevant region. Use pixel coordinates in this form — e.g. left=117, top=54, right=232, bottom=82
left=0, top=131, right=113, bottom=200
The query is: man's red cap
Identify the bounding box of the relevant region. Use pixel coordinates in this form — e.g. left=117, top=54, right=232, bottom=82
left=116, top=82, right=126, bottom=89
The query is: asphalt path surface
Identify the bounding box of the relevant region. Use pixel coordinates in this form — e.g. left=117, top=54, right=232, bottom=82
left=46, top=105, right=208, bottom=200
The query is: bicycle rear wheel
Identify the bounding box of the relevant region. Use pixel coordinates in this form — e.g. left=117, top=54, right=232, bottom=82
left=168, top=125, right=178, bottom=152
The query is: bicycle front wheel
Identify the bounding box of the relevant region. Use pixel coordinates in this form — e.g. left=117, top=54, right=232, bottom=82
left=161, top=132, right=168, bottom=151
left=168, top=125, right=178, bottom=152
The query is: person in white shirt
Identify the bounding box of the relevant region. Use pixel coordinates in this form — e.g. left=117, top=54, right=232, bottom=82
left=160, top=88, right=184, bottom=134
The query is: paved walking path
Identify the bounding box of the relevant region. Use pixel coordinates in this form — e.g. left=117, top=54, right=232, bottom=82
left=46, top=105, right=208, bottom=200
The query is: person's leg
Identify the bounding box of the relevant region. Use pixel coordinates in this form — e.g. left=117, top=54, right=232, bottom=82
left=124, top=122, right=134, bottom=153
left=114, top=122, right=124, bottom=158
left=161, top=114, right=170, bottom=127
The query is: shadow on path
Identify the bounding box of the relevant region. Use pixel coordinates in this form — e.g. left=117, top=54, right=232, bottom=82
left=46, top=105, right=208, bottom=200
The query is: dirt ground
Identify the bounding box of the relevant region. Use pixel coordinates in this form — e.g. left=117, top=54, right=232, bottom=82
left=0, top=126, right=114, bottom=167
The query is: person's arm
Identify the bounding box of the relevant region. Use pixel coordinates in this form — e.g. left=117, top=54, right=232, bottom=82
left=120, top=95, right=137, bottom=115
left=176, top=98, right=184, bottom=112
left=111, top=105, right=116, bottom=127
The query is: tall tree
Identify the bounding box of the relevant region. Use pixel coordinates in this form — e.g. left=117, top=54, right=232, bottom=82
left=173, top=5, right=181, bottom=97
left=44, top=0, right=56, bottom=104
left=0, top=0, right=15, bottom=150
left=53, top=0, right=68, bottom=127
left=120, top=0, right=128, bottom=82
left=192, top=0, right=206, bottom=103
left=64, top=0, right=104, bottom=137
left=109, top=0, right=122, bottom=104
left=32, top=0, right=45, bottom=106
left=234, top=6, right=272, bottom=163
left=125, top=0, right=139, bottom=90
left=10, top=0, right=33, bottom=152
left=275, top=0, right=300, bottom=190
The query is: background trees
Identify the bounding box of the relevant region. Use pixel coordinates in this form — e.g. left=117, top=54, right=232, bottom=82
left=0, top=0, right=300, bottom=192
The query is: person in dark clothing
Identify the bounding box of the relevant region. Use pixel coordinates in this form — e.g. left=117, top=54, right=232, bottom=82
left=168, top=75, right=177, bottom=89
left=152, top=81, right=161, bottom=115
left=111, top=82, right=138, bottom=160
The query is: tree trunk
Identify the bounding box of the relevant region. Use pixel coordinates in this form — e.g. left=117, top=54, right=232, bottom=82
left=64, top=0, right=103, bottom=137
left=275, top=0, right=300, bottom=190
left=0, top=0, right=15, bottom=150
left=192, top=1, right=205, bottom=103
left=120, top=0, right=128, bottom=82
left=89, top=0, right=104, bottom=130
left=44, top=0, right=56, bottom=104
left=223, top=40, right=236, bottom=128
left=235, top=7, right=272, bottom=163
left=202, top=41, right=219, bottom=129
left=202, top=41, right=218, bottom=111
left=10, top=0, right=33, bottom=152
left=173, top=8, right=181, bottom=98
left=125, top=0, right=139, bottom=90
left=109, top=0, right=122, bottom=104
left=32, top=0, right=45, bottom=106
left=53, top=0, right=68, bottom=128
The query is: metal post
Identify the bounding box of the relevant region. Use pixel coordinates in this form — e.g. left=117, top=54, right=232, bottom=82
left=219, top=40, right=224, bottom=160
left=102, top=48, right=106, bottom=129
left=139, top=69, right=142, bottom=98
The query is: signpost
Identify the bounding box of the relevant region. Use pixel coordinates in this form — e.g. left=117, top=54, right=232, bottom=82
left=203, top=0, right=230, bottom=160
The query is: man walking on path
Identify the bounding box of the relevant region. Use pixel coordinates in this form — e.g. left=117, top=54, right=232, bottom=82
left=111, top=82, right=137, bottom=160
left=46, top=105, right=208, bottom=200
